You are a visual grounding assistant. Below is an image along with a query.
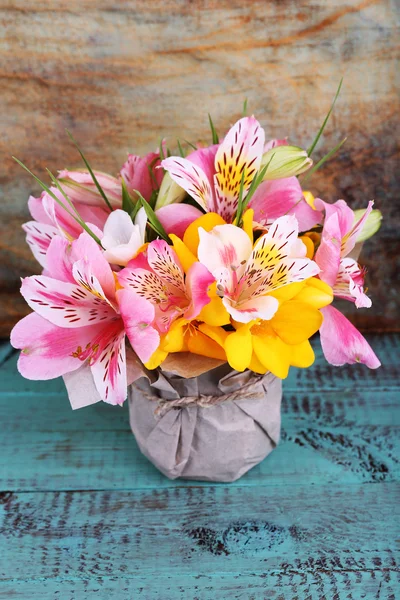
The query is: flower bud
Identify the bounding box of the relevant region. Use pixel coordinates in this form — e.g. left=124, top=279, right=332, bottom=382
left=58, top=169, right=122, bottom=208
left=353, top=208, right=382, bottom=242
left=261, top=145, right=313, bottom=180
left=154, top=171, right=186, bottom=209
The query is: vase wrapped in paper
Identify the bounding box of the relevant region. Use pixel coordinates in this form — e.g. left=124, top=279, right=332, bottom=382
left=10, top=99, right=382, bottom=482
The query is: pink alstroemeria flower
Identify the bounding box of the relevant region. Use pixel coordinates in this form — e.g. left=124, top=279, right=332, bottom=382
left=161, top=117, right=265, bottom=223
left=197, top=215, right=320, bottom=323
left=58, top=169, right=122, bottom=208
left=120, top=150, right=164, bottom=202
left=11, top=233, right=159, bottom=405
left=320, top=305, right=380, bottom=369
left=24, top=187, right=109, bottom=269
left=118, top=240, right=214, bottom=332
left=315, top=199, right=374, bottom=308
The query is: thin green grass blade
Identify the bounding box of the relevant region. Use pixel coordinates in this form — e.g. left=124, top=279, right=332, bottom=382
left=234, top=170, right=247, bottom=227
left=177, top=139, right=185, bottom=158
left=66, top=129, right=113, bottom=211
left=302, top=137, right=347, bottom=185
left=184, top=139, right=197, bottom=151
left=121, top=177, right=136, bottom=215
left=242, top=98, right=248, bottom=116
left=208, top=113, right=219, bottom=144
left=307, top=78, right=343, bottom=157
left=134, top=191, right=170, bottom=242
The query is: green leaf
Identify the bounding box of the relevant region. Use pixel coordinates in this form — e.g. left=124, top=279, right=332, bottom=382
left=13, top=157, right=102, bottom=245
left=177, top=139, right=185, bottom=158
left=208, top=113, right=219, bottom=144
left=184, top=139, right=197, bottom=151
left=234, top=170, right=247, bottom=227
left=307, top=78, right=343, bottom=157
left=134, top=191, right=171, bottom=242
left=302, top=137, right=347, bottom=185
left=65, top=130, right=113, bottom=211
left=242, top=98, right=248, bottom=117
left=121, top=177, right=136, bottom=214
left=159, top=140, right=166, bottom=161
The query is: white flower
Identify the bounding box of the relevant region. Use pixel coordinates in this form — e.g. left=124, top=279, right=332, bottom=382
left=102, top=208, right=147, bottom=266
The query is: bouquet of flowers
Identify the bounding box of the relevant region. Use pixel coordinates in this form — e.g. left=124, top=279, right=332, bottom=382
left=11, top=92, right=382, bottom=481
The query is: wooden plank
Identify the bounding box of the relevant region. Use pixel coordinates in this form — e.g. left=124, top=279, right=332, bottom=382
left=0, top=484, right=398, bottom=597
left=0, top=336, right=398, bottom=491
left=0, top=0, right=399, bottom=334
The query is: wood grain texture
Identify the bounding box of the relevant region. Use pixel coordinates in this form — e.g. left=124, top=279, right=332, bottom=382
left=0, top=334, right=399, bottom=597
left=0, top=0, right=399, bottom=336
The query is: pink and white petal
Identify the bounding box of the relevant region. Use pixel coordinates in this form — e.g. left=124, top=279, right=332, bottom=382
left=22, top=221, right=59, bottom=269
left=124, top=252, right=150, bottom=271
left=214, top=117, right=265, bottom=221
left=58, top=169, right=122, bottom=208
left=134, top=206, right=148, bottom=240
left=147, top=240, right=185, bottom=294
left=117, top=267, right=168, bottom=304
left=197, top=225, right=252, bottom=282
left=120, top=151, right=163, bottom=202
left=342, top=201, right=374, bottom=257
left=117, top=289, right=160, bottom=363
left=187, top=144, right=219, bottom=187
left=315, top=212, right=342, bottom=286
left=320, top=305, right=380, bottom=368
left=334, top=258, right=371, bottom=308
left=72, top=259, right=118, bottom=310
left=20, top=275, right=115, bottom=328
left=183, top=262, right=215, bottom=320
left=90, top=329, right=127, bottom=405
left=156, top=204, right=203, bottom=238
left=28, top=194, right=53, bottom=224
left=72, top=233, right=116, bottom=301
left=315, top=198, right=355, bottom=239
left=225, top=295, right=279, bottom=323
left=161, top=156, right=213, bottom=211
left=11, top=313, right=98, bottom=380
left=45, top=235, right=76, bottom=283
left=42, top=191, right=83, bottom=240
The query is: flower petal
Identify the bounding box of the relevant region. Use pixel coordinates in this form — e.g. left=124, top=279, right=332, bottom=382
left=183, top=212, right=226, bottom=256
left=184, top=262, right=215, bottom=321
left=249, top=178, right=322, bottom=231
left=252, top=333, right=291, bottom=379
left=270, top=300, right=323, bottom=345
left=11, top=313, right=96, bottom=380
left=214, top=117, right=265, bottom=221
left=320, top=305, right=380, bottom=368
left=197, top=224, right=252, bottom=284
left=120, top=152, right=163, bottom=202
left=290, top=340, right=315, bottom=368
left=90, top=327, right=127, bottom=405
left=224, top=326, right=253, bottom=372
left=117, top=289, right=160, bottom=363
left=156, top=204, right=203, bottom=238
left=161, top=156, right=213, bottom=211
left=22, top=221, right=59, bottom=269
left=20, top=274, right=115, bottom=328
left=314, top=212, right=342, bottom=286
left=225, top=295, right=279, bottom=323
left=147, top=240, right=185, bottom=294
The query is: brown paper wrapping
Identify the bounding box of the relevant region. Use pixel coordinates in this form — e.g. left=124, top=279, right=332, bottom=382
left=128, top=360, right=282, bottom=482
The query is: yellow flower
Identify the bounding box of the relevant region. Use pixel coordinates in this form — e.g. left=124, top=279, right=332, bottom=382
left=222, top=278, right=333, bottom=378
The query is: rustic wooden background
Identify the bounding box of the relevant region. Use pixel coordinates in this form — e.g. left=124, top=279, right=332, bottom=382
left=0, top=0, right=399, bottom=336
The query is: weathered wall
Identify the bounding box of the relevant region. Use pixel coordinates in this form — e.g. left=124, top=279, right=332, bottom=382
left=0, top=0, right=399, bottom=335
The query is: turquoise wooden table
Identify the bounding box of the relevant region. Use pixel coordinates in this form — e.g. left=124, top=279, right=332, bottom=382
left=0, top=335, right=399, bottom=599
